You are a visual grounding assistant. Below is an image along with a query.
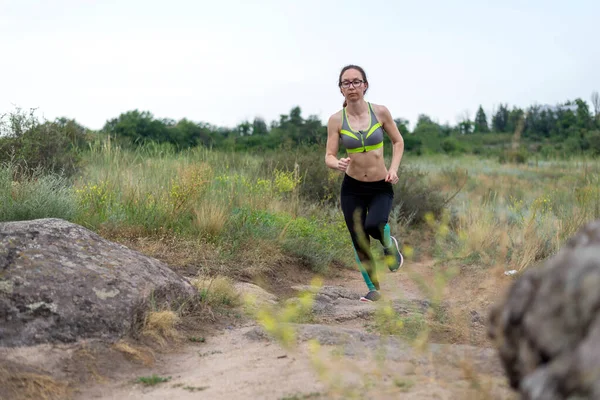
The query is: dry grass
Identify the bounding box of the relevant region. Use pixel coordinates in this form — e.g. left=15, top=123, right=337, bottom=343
left=191, top=275, right=242, bottom=308
left=141, top=310, right=181, bottom=346
left=112, top=341, right=155, bottom=366
left=193, top=200, right=229, bottom=239
left=453, top=205, right=503, bottom=265
left=231, top=237, right=286, bottom=279
left=0, top=367, right=70, bottom=400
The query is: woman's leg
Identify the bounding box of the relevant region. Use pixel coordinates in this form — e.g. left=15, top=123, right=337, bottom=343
left=340, top=176, right=379, bottom=291
left=363, top=183, right=403, bottom=271
left=363, top=192, right=393, bottom=244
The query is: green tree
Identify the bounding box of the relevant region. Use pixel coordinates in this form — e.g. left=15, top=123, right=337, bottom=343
left=412, top=114, right=444, bottom=152
left=236, top=120, right=252, bottom=136
left=289, top=106, right=303, bottom=127
left=524, top=105, right=554, bottom=139
left=103, top=110, right=169, bottom=144
left=474, top=105, right=490, bottom=133
left=456, top=110, right=473, bottom=134
left=555, top=105, right=577, bottom=137
left=252, top=117, right=269, bottom=135
left=574, top=98, right=593, bottom=130
left=394, top=118, right=410, bottom=135
left=492, top=104, right=509, bottom=132
left=172, top=119, right=215, bottom=148
left=506, top=107, right=524, bottom=134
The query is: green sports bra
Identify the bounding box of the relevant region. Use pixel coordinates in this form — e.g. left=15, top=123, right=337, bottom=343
left=340, top=102, right=384, bottom=154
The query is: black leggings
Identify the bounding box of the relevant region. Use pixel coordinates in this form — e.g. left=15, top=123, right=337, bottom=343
left=340, top=173, right=394, bottom=289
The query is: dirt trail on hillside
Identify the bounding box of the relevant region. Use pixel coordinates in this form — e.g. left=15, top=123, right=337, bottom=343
left=69, top=263, right=516, bottom=399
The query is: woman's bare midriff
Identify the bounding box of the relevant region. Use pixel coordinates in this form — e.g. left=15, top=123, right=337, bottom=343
left=345, top=149, right=388, bottom=182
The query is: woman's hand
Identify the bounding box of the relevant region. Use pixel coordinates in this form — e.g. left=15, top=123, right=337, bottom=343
left=337, top=157, right=351, bottom=172
left=385, top=169, right=399, bottom=184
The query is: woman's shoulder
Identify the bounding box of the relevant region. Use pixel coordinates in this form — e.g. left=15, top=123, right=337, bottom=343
left=369, top=103, right=393, bottom=121
left=369, top=102, right=390, bottom=114
left=327, top=109, right=343, bottom=126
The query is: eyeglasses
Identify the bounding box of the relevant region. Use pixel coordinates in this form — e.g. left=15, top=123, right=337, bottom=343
left=340, top=79, right=364, bottom=89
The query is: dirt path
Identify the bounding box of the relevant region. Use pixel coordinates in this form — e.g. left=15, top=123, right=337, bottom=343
left=71, top=262, right=516, bottom=400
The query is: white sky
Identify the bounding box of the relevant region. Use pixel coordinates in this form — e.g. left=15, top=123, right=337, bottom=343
left=1, top=0, right=598, bottom=131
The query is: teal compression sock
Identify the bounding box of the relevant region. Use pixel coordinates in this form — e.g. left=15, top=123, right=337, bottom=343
left=353, top=247, right=376, bottom=292
left=382, top=223, right=392, bottom=249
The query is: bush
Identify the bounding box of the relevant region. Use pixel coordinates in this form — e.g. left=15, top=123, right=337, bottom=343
left=440, top=137, right=464, bottom=154
left=0, top=108, right=87, bottom=178
left=392, top=165, right=448, bottom=226
left=586, top=131, right=600, bottom=156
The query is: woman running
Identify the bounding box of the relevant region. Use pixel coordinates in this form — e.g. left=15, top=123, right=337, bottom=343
left=325, top=64, right=405, bottom=302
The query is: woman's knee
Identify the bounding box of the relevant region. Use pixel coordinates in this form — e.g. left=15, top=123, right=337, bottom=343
left=364, top=220, right=386, bottom=239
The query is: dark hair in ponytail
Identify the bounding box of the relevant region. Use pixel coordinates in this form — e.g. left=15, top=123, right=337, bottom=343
left=339, top=64, right=368, bottom=108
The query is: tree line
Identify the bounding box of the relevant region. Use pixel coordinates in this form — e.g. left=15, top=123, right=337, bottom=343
left=100, top=92, right=600, bottom=157
left=1, top=91, right=600, bottom=179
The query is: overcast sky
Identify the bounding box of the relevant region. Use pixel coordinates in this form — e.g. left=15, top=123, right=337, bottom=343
left=1, top=0, right=598, bottom=131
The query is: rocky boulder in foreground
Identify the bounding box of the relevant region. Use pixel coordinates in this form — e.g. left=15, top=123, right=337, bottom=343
left=488, top=219, right=600, bottom=400
left=0, top=218, right=195, bottom=347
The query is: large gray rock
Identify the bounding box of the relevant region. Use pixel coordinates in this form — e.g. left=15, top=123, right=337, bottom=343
left=0, top=218, right=196, bottom=347
left=488, top=219, right=600, bottom=400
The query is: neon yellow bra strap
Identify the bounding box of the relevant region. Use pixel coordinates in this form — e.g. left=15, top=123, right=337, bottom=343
left=346, top=142, right=383, bottom=153
left=340, top=129, right=359, bottom=140
left=365, top=122, right=382, bottom=139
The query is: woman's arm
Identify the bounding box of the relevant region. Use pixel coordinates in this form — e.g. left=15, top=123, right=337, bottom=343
left=325, top=112, right=350, bottom=171
left=376, top=105, right=405, bottom=182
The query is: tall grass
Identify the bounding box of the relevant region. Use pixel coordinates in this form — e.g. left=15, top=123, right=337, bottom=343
left=0, top=162, right=78, bottom=222
left=70, top=137, right=355, bottom=275
left=392, top=153, right=597, bottom=266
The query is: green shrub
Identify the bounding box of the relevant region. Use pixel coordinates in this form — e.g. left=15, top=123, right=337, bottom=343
left=586, top=130, right=600, bottom=155
left=0, top=108, right=87, bottom=178
left=226, top=207, right=350, bottom=273
left=392, top=165, right=448, bottom=226
left=440, top=137, right=461, bottom=154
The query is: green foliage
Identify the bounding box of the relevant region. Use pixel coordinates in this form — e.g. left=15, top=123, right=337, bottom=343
left=440, top=137, right=464, bottom=154
left=492, top=104, right=509, bottom=132
left=101, top=106, right=326, bottom=153
left=391, top=165, right=448, bottom=226
left=474, top=105, right=489, bottom=133
left=587, top=131, right=600, bottom=155
left=227, top=207, right=349, bottom=273
left=0, top=162, right=78, bottom=222
left=402, top=134, right=423, bottom=154
left=394, top=118, right=410, bottom=135
left=507, top=107, right=525, bottom=134
left=0, top=108, right=86, bottom=178
left=135, top=375, right=171, bottom=386
left=47, top=94, right=600, bottom=161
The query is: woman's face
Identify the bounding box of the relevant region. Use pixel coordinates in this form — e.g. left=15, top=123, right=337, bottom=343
left=340, top=68, right=367, bottom=102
